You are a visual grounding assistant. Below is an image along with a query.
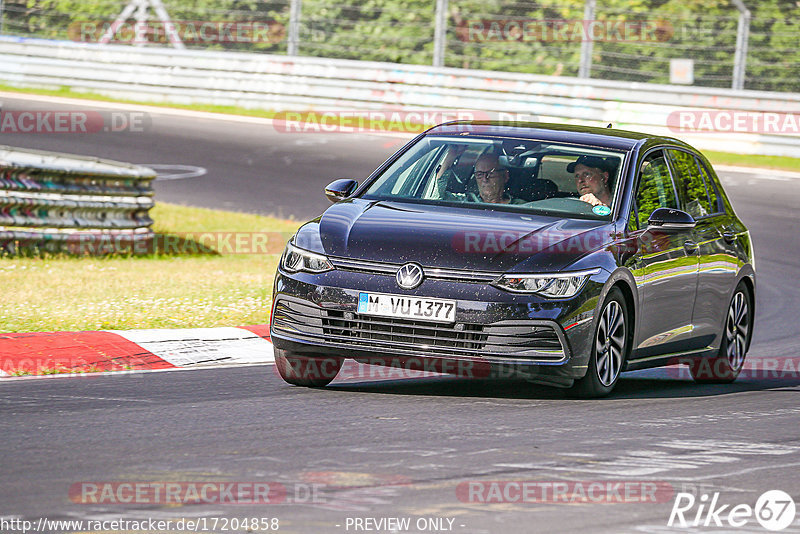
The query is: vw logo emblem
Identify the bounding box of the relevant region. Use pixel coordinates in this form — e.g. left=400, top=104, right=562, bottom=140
left=396, top=263, right=424, bottom=289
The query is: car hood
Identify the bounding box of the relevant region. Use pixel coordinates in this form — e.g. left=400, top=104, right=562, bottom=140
left=305, top=198, right=614, bottom=272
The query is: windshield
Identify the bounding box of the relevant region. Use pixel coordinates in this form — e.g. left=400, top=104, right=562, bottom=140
left=360, top=135, right=626, bottom=220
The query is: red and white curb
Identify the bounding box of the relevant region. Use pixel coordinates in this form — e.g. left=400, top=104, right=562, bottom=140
left=0, top=325, right=274, bottom=378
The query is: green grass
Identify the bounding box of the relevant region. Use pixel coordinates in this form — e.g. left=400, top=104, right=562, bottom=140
left=9, top=364, right=106, bottom=376
left=704, top=150, right=800, bottom=172
left=0, top=203, right=300, bottom=332
left=0, top=83, right=282, bottom=120
left=4, top=83, right=800, bottom=171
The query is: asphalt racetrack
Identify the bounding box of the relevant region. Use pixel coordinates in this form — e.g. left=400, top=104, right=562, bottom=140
left=1, top=95, right=799, bottom=533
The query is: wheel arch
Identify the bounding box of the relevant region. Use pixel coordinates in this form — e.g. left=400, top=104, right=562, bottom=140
left=735, top=264, right=756, bottom=352
left=602, top=268, right=638, bottom=362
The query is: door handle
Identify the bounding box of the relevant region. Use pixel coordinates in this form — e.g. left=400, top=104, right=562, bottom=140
left=722, top=231, right=736, bottom=244
left=683, top=240, right=699, bottom=254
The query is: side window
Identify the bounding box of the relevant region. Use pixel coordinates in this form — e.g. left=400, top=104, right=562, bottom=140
left=632, top=150, right=678, bottom=229
left=667, top=149, right=713, bottom=218
left=390, top=147, right=439, bottom=197
left=696, top=158, right=722, bottom=214
left=539, top=154, right=578, bottom=194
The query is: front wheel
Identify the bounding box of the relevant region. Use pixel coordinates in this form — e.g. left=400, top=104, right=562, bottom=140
left=571, top=287, right=629, bottom=398
left=274, top=349, right=342, bottom=387
left=689, top=282, right=752, bottom=383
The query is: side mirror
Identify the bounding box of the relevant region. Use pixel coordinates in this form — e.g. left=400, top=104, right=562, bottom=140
left=647, top=207, right=696, bottom=230
left=324, top=179, right=358, bottom=203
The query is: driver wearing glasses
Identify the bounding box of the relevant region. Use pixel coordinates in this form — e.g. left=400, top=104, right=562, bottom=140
left=436, top=151, right=526, bottom=205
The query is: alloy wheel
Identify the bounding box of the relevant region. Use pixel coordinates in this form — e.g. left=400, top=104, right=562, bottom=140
left=595, top=300, right=626, bottom=387
left=726, top=291, right=749, bottom=372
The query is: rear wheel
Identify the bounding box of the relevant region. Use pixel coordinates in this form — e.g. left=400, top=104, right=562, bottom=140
left=571, top=287, right=629, bottom=398
left=689, top=282, right=752, bottom=383
left=274, top=349, right=342, bottom=387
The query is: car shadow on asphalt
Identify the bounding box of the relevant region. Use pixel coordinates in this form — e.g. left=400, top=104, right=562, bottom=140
left=326, top=367, right=800, bottom=401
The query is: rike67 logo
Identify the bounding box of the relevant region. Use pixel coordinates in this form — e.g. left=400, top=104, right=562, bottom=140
left=669, top=490, right=796, bottom=531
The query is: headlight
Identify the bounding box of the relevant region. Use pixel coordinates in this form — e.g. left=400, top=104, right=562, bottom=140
left=281, top=241, right=333, bottom=274
left=492, top=268, right=600, bottom=298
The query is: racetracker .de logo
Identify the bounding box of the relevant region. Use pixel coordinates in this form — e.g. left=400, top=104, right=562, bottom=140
left=457, top=480, right=675, bottom=504
left=667, top=110, right=800, bottom=134
left=457, top=19, right=673, bottom=43
left=68, top=481, right=333, bottom=504
left=69, top=20, right=285, bottom=44
left=0, top=110, right=149, bottom=134
left=273, top=357, right=494, bottom=382
left=271, top=110, right=499, bottom=134
left=666, top=356, right=800, bottom=382
left=66, top=232, right=293, bottom=255
left=452, top=229, right=609, bottom=255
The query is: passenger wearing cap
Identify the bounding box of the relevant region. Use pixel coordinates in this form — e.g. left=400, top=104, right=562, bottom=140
left=568, top=155, right=613, bottom=207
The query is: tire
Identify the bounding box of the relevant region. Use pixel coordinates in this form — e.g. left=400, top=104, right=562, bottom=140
left=689, top=282, right=752, bottom=384
left=571, top=287, right=629, bottom=398
left=274, top=349, right=342, bottom=387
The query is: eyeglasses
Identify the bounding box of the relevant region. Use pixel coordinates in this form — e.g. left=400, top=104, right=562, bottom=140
left=575, top=170, right=601, bottom=180
left=474, top=168, right=502, bottom=180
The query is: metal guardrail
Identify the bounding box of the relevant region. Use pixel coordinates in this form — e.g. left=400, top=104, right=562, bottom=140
left=1, top=36, right=799, bottom=157
left=0, top=144, right=155, bottom=254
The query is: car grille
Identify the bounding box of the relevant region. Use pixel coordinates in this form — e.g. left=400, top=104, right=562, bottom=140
left=272, top=298, right=567, bottom=362
left=328, top=257, right=501, bottom=284
left=323, top=310, right=487, bottom=350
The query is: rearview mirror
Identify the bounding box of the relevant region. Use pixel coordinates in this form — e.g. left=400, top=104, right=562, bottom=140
left=325, top=179, right=358, bottom=203
left=647, top=208, right=696, bottom=230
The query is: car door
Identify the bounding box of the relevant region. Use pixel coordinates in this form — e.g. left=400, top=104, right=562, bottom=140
left=667, top=149, right=735, bottom=348
left=626, top=149, right=699, bottom=359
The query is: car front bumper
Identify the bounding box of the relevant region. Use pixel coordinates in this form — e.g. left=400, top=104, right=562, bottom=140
left=271, top=268, right=606, bottom=385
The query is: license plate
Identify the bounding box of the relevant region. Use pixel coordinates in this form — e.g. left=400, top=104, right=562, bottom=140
left=357, top=292, right=456, bottom=323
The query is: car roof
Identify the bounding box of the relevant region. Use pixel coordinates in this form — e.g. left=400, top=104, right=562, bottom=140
left=426, top=121, right=694, bottom=152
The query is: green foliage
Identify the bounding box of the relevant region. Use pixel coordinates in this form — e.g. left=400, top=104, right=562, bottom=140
left=634, top=152, right=677, bottom=229
left=668, top=149, right=713, bottom=218
left=4, top=0, right=799, bottom=91
left=297, top=0, right=435, bottom=63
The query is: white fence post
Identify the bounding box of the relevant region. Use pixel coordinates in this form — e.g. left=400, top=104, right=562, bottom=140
left=288, top=0, right=302, bottom=56
left=578, top=0, right=596, bottom=78
left=731, top=0, right=750, bottom=91
left=433, top=0, right=448, bottom=68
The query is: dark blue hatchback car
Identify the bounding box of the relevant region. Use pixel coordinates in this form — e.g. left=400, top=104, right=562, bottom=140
left=270, top=122, right=755, bottom=397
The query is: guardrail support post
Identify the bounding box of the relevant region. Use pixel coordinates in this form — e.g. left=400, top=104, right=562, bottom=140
left=578, top=0, right=596, bottom=78
left=288, top=0, right=302, bottom=56
left=731, top=0, right=750, bottom=91
left=99, top=0, right=184, bottom=48
left=433, top=0, right=448, bottom=67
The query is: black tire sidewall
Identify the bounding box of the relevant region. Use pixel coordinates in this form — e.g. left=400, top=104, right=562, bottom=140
left=572, top=287, right=629, bottom=398
left=690, top=282, right=752, bottom=383
left=274, top=349, right=343, bottom=387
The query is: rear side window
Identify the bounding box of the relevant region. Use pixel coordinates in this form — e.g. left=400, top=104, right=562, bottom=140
left=667, top=149, right=714, bottom=218
left=696, top=158, right=723, bottom=214
left=630, top=150, right=678, bottom=230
